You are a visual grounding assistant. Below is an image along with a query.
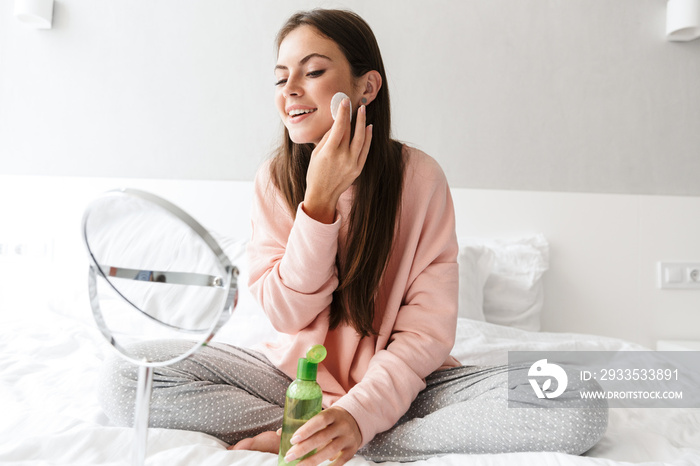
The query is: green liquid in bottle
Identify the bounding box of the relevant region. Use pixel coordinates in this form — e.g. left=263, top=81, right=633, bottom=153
left=278, top=395, right=322, bottom=465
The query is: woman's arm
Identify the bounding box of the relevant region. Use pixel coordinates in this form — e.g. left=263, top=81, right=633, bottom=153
left=247, top=166, right=341, bottom=333
left=247, top=105, right=372, bottom=334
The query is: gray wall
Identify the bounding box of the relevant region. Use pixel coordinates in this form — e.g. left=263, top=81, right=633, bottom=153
left=2, top=0, right=699, bottom=196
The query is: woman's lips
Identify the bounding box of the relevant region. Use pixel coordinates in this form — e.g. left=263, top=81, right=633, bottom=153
left=286, top=106, right=317, bottom=123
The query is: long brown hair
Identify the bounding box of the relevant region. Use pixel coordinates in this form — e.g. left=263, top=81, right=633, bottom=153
left=270, top=9, right=404, bottom=337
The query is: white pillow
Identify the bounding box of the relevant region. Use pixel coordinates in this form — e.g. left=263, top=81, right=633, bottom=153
left=458, top=235, right=549, bottom=331
left=457, top=242, right=494, bottom=321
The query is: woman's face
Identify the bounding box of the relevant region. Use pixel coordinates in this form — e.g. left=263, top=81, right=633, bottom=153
left=275, top=25, right=358, bottom=145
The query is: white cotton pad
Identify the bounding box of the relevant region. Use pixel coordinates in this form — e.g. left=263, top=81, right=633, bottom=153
left=330, top=92, right=351, bottom=121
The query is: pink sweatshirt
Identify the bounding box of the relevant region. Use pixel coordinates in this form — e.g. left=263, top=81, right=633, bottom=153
left=247, top=145, right=460, bottom=447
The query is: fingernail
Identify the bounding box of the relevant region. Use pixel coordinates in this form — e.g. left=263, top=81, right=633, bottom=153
left=342, top=98, right=350, bottom=107
left=360, top=105, right=366, bottom=114
left=285, top=452, right=297, bottom=462
left=368, top=124, right=373, bottom=132
left=290, top=435, right=301, bottom=444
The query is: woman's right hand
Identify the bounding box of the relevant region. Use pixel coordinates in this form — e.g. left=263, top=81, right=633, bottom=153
left=302, top=98, right=373, bottom=224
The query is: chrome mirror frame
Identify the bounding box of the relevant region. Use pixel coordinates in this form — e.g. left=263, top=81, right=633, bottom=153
left=82, top=188, right=238, bottom=466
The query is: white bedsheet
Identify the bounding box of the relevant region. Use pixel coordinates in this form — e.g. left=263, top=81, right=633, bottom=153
left=1, top=294, right=699, bottom=466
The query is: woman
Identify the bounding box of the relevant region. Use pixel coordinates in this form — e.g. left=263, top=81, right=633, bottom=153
left=99, top=9, right=607, bottom=465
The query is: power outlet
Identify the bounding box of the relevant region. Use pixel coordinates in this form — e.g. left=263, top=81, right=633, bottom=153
left=657, top=262, right=700, bottom=289
left=0, top=239, right=54, bottom=260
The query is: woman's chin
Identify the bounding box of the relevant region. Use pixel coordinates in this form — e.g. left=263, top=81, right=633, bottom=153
left=288, top=133, right=320, bottom=145
left=286, top=126, right=328, bottom=146
left=289, top=135, right=309, bottom=144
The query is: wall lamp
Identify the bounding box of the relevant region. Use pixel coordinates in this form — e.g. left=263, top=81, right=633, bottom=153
left=667, top=0, right=700, bottom=41
left=14, top=0, right=54, bottom=30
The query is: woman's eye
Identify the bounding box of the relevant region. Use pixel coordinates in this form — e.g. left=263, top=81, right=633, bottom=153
left=275, top=69, right=324, bottom=86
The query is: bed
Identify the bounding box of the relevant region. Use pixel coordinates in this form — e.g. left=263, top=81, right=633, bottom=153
left=1, top=175, right=699, bottom=465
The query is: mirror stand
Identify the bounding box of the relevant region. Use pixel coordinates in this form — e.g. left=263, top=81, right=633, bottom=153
left=83, top=189, right=238, bottom=466
left=133, top=364, right=154, bottom=466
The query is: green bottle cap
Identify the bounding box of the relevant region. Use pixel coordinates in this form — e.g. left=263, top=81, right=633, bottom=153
left=306, top=344, right=327, bottom=364
left=297, top=345, right=326, bottom=381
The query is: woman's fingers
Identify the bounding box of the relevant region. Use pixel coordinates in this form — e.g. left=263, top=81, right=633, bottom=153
left=284, top=407, right=361, bottom=466
left=288, top=431, right=344, bottom=466
left=288, top=409, right=333, bottom=448
left=297, top=438, right=351, bottom=466
left=349, top=104, right=367, bottom=156
left=325, top=97, right=352, bottom=148
left=314, top=126, right=331, bottom=152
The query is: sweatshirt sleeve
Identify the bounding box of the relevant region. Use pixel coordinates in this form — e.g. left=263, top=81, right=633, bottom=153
left=247, top=163, right=342, bottom=334
left=332, top=157, right=459, bottom=447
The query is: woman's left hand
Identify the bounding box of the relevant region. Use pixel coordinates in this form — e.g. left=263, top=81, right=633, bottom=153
left=283, top=406, right=362, bottom=466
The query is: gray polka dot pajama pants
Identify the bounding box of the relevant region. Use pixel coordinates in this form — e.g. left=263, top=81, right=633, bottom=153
left=98, top=340, right=608, bottom=462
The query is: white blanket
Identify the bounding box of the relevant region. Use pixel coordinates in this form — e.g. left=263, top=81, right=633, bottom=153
left=1, top=295, right=699, bottom=466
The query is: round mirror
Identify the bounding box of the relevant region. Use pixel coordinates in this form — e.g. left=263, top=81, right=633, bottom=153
left=82, top=188, right=238, bottom=366
left=83, top=188, right=239, bottom=466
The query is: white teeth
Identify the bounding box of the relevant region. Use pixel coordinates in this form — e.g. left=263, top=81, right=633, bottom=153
left=289, top=108, right=316, bottom=116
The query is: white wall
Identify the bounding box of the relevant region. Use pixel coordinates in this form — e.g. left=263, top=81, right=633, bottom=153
left=1, top=0, right=700, bottom=196
left=1, top=1, right=699, bottom=347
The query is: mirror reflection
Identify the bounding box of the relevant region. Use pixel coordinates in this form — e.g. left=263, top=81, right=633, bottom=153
left=83, top=189, right=238, bottom=365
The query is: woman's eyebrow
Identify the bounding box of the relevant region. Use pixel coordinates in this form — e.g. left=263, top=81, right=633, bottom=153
left=275, top=53, right=332, bottom=71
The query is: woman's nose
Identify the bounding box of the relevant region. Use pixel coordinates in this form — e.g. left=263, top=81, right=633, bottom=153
left=283, top=75, right=303, bottom=98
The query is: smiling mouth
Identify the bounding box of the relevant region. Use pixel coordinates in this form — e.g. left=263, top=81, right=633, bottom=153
left=288, top=108, right=317, bottom=117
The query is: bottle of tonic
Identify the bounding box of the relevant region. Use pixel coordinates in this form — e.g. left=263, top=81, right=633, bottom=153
left=278, top=344, right=327, bottom=466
